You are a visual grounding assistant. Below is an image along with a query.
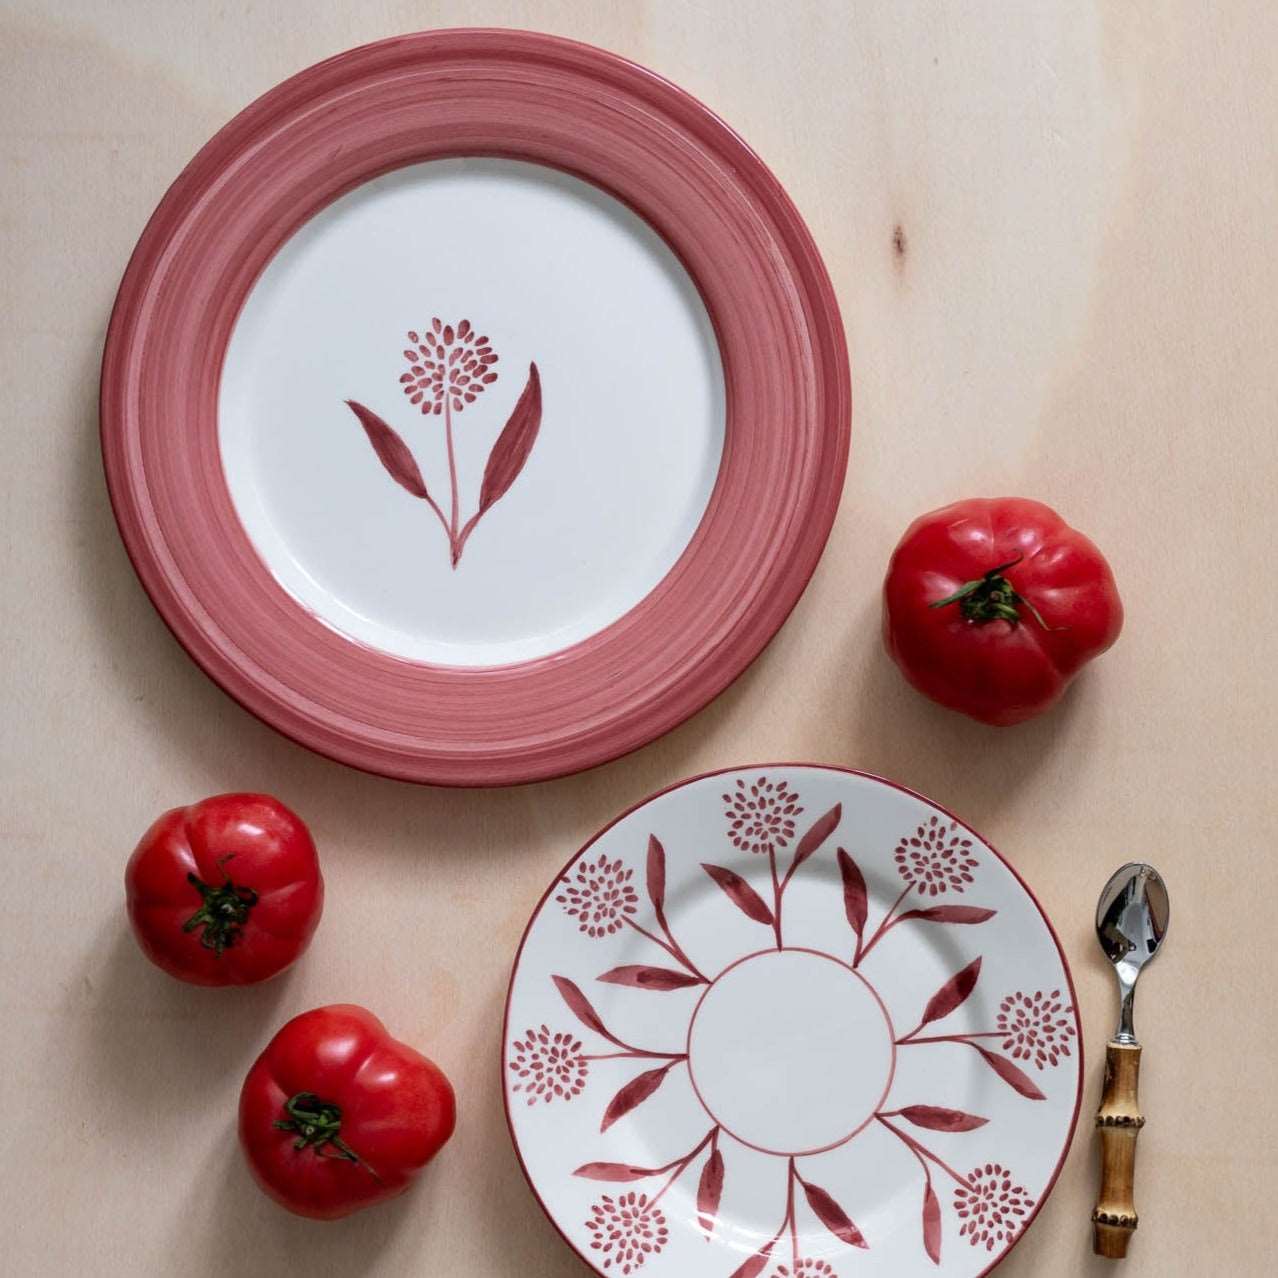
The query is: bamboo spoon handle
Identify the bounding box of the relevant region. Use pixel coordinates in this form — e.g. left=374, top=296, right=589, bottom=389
left=1092, top=1040, right=1144, bottom=1258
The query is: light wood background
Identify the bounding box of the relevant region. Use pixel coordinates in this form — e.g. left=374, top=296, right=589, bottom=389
left=2, top=2, right=1275, bottom=1274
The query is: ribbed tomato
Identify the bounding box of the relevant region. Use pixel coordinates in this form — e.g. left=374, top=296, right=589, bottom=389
left=883, top=498, right=1123, bottom=725
left=239, top=1005, right=456, bottom=1219
left=124, top=793, right=323, bottom=985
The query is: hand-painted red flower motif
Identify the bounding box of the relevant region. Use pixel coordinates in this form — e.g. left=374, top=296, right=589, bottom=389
left=723, top=776, right=803, bottom=856
left=773, top=1261, right=838, bottom=1277
left=997, top=989, right=1076, bottom=1069
left=400, top=317, right=499, bottom=415
left=894, top=814, right=980, bottom=896
left=953, top=1163, right=1034, bottom=1252
left=557, top=853, right=639, bottom=938
left=509, top=1025, right=588, bottom=1105
left=585, top=1192, right=669, bottom=1274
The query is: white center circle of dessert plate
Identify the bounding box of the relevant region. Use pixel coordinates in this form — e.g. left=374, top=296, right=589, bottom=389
left=687, top=948, right=894, bottom=1155
left=219, top=157, right=725, bottom=666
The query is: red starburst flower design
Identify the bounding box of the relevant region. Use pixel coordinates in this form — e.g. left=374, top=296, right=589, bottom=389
left=585, top=1192, right=669, bottom=1274
left=773, top=1261, right=838, bottom=1277
left=723, top=776, right=804, bottom=856
left=556, top=853, right=639, bottom=938
left=509, top=1025, right=588, bottom=1105
left=399, top=317, right=499, bottom=415
left=954, top=1163, right=1034, bottom=1251
left=997, top=989, right=1076, bottom=1069
left=893, top=814, right=979, bottom=895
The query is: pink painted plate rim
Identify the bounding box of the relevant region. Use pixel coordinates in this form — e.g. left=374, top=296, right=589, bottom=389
left=501, top=763, right=1085, bottom=1277
left=99, top=29, right=851, bottom=787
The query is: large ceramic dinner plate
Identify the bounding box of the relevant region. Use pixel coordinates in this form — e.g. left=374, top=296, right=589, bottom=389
left=504, top=766, right=1082, bottom=1276
left=100, top=30, right=849, bottom=785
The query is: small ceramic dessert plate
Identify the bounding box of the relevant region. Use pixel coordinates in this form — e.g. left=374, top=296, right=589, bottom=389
left=100, top=30, right=849, bottom=785
left=505, top=766, right=1081, bottom=1277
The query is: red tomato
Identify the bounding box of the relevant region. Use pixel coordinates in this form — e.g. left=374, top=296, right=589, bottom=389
left=239, top=1005, right=456, bottom=1219
left=125, top=793, right=323, bottom=985
left=883, top=498, right=1123, bottom=725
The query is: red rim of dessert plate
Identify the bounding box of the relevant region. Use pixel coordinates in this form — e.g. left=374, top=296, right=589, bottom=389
left=100, top=29, right=851, bottom=786
left=501, top=765, right=1084, bottom=1277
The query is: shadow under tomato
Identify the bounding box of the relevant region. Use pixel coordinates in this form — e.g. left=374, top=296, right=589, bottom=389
left=83, top=921, right=298, bottom=1117
left=175, top=1130, right=414, bottom=1278
left=844, top=593, right=1099, bottom=831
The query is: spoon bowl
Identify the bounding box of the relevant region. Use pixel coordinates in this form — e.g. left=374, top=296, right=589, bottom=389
left=1096, top=863, right=1170, bottom=1039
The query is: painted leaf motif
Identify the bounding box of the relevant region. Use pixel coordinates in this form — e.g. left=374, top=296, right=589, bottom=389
left=803, top=1179, right=868, bottom=1248
left=477, top=362, right=542, bottom=515
left=729, top=1241, right=774, bottom=1278
left=573, top=1162, right=661, bottom=1182
left=897, top=1105, right=989, bottom=1133
left=600, top=1062, right=675, bottom=1132
left=896, top=906, right=997, bottom=926
left=647, top=835, right=666, bottom=915
left=838, top=847, right=868, bottom=937
left=919, top=957, right=983, bottom=1027
left=696, top=1147, right=724, bottom=1237
left=597, top=965, right=702, bottom=991
left=701, top=863, right=774, bottom=925
left=345, top=400, right=430, bottom=499
left=975, top=1046, right=1048, bottom=1100
left=552, top=975, right=627, bottom=1049
left=923, top=1180, right=942, bottom=1264
left=789, top=803, right=842, bottom=873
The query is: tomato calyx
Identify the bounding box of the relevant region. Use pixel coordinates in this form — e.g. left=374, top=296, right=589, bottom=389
left=182, top=856, right=258, bottom=955
left=273, top=1092, right=382, bottom=1181
left=929, top=554, right=1061, bottom=630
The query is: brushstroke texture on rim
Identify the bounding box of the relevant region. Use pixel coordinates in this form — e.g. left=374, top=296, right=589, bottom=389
left=100, top=29, right=850, bottom=785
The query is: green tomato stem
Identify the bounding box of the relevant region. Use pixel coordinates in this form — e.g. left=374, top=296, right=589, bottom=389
left=928, top=553, right=1063, bottom=630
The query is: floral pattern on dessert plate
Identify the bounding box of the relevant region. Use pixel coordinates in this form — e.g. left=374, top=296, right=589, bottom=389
left=505, top=766, right=1082, bottom=1277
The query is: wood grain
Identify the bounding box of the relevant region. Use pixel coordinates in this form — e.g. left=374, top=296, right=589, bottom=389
left=3, top=3, right=1278, bottom=1276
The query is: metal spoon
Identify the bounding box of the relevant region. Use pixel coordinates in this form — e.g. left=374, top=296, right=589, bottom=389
left=1091, top=863, right=1170, bottom=1259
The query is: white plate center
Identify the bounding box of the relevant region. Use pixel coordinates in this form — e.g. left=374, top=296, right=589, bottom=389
left=218, top=158, right=725, bottom=666
left=687, top=948, right=895, bottom=1155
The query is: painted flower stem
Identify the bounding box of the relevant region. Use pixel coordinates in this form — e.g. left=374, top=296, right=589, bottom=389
left=854, top=884, right=912, bottom=968
left=875, top=1114, right=974, bottom=1191
left=644, top=1126, right=718, bottom=1214
left=443, top=398, right=461, bottom=565
left=787, top=1157, right=800, bottom=1265
left=583, top=1049, right=688, bottom=1062
left=770, top=848, right=785, bottom=949
left=623, top=916, right=709, bottom=983
left=898, top=1030, right=1004, bottom=1046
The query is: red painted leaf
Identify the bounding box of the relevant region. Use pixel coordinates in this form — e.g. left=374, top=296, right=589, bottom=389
left=477, top=362, right=541, bottom=515
left=552, top=975, right=627, bottom=1049
left=838, top=847, right=868, bottom=937
left=597, top=965, right=702, bottom=991
left=975, top=1046, right=1047, bottom=1100
left=803, top=1179, right=868, bottom=1248
left=701, top=863, right=774, bottom=925
left=729, top=1241, right=774, bottom=1278
left=790, top=803, right=842, bottom=873
left=923, top=1180, right=942, bottom=1264
left=600, top=1062, right=675, bottom=1132
left=573, top=1162, right=659, bottom=1182
left=696, top=1147, right=724, bottom=1237
left=919, top=956, right=982, bottom=1027
left=896, top=906, right=997, bottom=926
left=647, top=834, right=666, bottom=915
left=897, top=1105, right=989, bottom=1133
left=345, top=400, right=430, bottom=499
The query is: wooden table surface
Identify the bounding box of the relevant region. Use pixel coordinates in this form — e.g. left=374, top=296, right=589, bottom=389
left=3, top=2, right=1275, bottom=1274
